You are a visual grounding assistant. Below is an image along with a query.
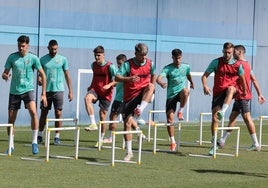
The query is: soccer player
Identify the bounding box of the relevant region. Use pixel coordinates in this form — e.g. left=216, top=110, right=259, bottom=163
left=84, top=46, right=117, bottom=147
left=156, top=49, right=194, bottom=151
left=218, top=45, right=266, bottom=151
left=201, top=42, right=246, bottom=155
left=115, top=43, right=156, bottom=161
left=37, top=39, right=73, bottom=145
left=2, top=35, right=47, bottom=155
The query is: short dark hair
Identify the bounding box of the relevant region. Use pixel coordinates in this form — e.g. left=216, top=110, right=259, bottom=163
left=48, top=39, right=58, bottom=46
left=234, top=45, right=246, bottom=54
left=17, top=35, right=30, bottom=44
left=93, top=45, right=104, bottom=53
left=116, top=54, right=127, bottom=61
left=172, top=49, right=182, bottom=57
left=223, top=42, right=234, bottom=50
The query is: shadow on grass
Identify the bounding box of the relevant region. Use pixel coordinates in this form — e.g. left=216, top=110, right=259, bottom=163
left=193, top=169, right=268, bottom=178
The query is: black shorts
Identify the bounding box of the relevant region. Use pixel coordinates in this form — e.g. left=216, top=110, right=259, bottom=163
left=166, top=91, right=182, bottom=113
left=8, top=91, right=35, bottom=110
left=40, top=91, right=64, bottom=110
left=232, top=100, right=250, bottom=114
left=212, top=91, right=227, bottom=109
left=110, top=100, right=123, bottom=114
left=87, top=89, right=111, bottom=111
left=121, top=92, right=143, bottom=120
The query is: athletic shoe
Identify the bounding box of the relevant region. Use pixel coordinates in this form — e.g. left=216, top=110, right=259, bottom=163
left=4, top=147, right=14, bottom=155
left=217, top=139, right=225, bottom=148
left=208, top=145, right=219, bottom=156
left=134, top=106, right=141, bottom=117
left=247, top=145, right=261, bottom=152
left=123, top=153, right=134, bottom=161
left=137, top=117, right=146, bottom=126
left=170, top=143, right=177, bottom=151
left=103, top=137, right=112, bottom=143
left=54, top=137, right=61, bottom=145
left=177, top=112, right=184, bottom=121
left=84, top=124, right=98, bottom=131
left=37, top=136, right=43, bottom=144
left=216, top=111, right=224, bottom=121
left=32, top=143, right=39, bottom=155
left=94, top=141, right=103, bottom=148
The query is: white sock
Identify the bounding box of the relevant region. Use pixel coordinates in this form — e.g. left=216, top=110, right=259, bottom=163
left=55, top=133, right=60, bottom=138
left=220, top=131, right=230, bottom=143
left=139, top=101, right=148, bottom=114
left=101, top=133, right=105, bottom=140
left=89, top=115, right=96, bottom=125
left=108, top=131, right=112, bottom=139
left=126, top=140, right=133, bottom=154
left=9, top=134, right=14, bottom=148
left=32, top=130, right=38, bottom=144
left=251, top=133, right=259, bottom=146
left=221, top=104, right=229, bottom=114
left=38, top=131, right=43, bottom=137
left=170, top=136, right=176, bottom=143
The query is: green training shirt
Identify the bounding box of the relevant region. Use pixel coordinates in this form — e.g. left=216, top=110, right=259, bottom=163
left=4, top=52, right=42, bottom=95
left=40, top=54, right=68, bottom=92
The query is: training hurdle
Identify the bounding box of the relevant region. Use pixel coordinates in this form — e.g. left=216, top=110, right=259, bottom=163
left=259, top=116, right=268, bottom=148
left=152, top=122, right=182, bottom=154
left=212, top=126, right=240, bottom=158
left=46, top=126, right=80, bottom=162
left=189, top=126, right=240, bottom=158
left=0, top=124, right=13, bottom=156
left=147, top=110, right=166, bottom=142
left=111, top=130, right=142, bottom=166
left=45, top=118, right=78, bottom=147
left=198, top=112, right=225, bottom=145
left=86, top=130, right=142, bottom=166
left=97, top=120, right=123, bottom=151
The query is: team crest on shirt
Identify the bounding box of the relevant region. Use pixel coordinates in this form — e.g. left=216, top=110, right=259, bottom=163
left=55, top=58, right=61, bottom=64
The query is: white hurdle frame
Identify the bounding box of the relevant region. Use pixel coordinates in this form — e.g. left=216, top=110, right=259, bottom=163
left=259, top=116, right=268, bottom=148
left=0, top=124, right=13, bottom=156
left=76, top=69, right=93, bottom=124
left=46, top=126, right=80, bottom=162
left=111, top=130, right=142, bottom=166
left=147, top=110, right=166, bottom=142
left=152, top=122, right=182, bottom=154
left=212, top=126, right=240, bottom=158
left=45, top=118, right=78, bottom=147
left=97, top=120, right=123, bottom=151
left=198, top=112, right=225, bottom=145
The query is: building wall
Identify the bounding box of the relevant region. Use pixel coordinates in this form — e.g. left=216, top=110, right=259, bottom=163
left=0, top=0, right=267, bottom=125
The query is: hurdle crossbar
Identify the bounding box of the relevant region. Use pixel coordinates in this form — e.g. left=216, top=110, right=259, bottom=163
left=46, top=126, right=80, bottom=162
left=0, top=124, right=13, bottom=156
left=259, top=116, right=268, bottom=148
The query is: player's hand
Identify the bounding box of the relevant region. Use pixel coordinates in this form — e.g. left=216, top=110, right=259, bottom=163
left=103, top=84, right=111, bottom=90
left=2, top=72, right=11, bottom=81
left=41, top=95, right=47, bottom=107
left=130, top=75, right=140, bottom=82
left=203, top=86, right=212, bottom=96
left=258, top=95, right=266, bottom=104
left=68, top=92, right=73, bottom=102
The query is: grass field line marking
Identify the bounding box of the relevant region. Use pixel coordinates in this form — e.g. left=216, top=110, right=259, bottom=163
left=188, top=154, right=212, bottom=158
left=85, top=162, right=110, bottom=166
